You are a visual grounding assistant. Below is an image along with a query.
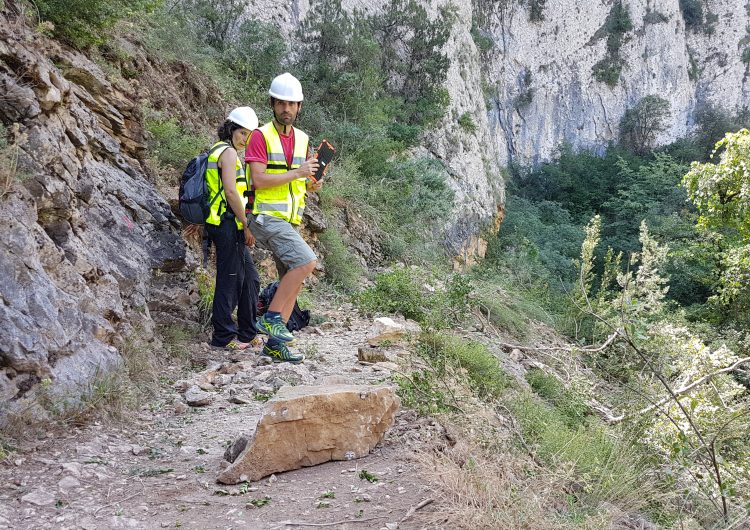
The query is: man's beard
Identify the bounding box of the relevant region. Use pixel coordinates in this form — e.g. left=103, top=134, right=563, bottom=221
left=274, top=110, right=297, bottom=127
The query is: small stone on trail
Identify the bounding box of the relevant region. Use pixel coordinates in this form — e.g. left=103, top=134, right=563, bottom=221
left=173, top=402, right=189, bottom=414
left=357, top=347, right=388, bottom=363
left=58, top=476, right=81, bottom=490
left=373, top=362, right=399, bottom=372
left=130, top=445, right=148, bottom=456
left=184, top=385, right=214, bottom=407
left=21, top=489, right=56, bottom=506
left=61, top=462, right=82, bottom=477
left=367, top=316, right=421, bottom=346
left=318, top=375, right=350, bottom=385
left=173, top=380, right=191, bottom=393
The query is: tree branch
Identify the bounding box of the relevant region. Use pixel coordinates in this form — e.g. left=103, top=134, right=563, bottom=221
left=606, top=357, right=750, bottom=424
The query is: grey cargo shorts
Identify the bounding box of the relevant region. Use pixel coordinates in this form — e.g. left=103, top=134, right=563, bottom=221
left=247, top=213, right=317, bottom=276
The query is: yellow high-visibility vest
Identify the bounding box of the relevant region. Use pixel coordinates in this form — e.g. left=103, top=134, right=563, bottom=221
left=251, top=123, right=309, bottom=225
left=205, top=141, right=248, bottom=229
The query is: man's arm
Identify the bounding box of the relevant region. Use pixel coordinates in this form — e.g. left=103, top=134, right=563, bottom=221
left=249, top=159, right=319, bottom=189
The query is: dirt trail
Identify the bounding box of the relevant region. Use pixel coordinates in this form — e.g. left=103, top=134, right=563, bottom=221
left=0, top=308, right=448, bottom=530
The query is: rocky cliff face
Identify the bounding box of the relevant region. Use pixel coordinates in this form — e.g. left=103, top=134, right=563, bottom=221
left=244, top=0, right=748, bottom=263
left=0, top=13, right=194, bottom=418
left=480, top=0, right=750, bottom=165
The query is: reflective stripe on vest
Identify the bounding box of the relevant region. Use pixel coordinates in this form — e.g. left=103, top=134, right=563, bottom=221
left=252, top=122, right=309, bottom=225
left=205, top=141, right=248, bottom=228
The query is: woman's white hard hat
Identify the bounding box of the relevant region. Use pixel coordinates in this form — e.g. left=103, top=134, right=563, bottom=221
left=227, top=107, right=258, bottom=130
left=268, top=73, right=304, bottom=102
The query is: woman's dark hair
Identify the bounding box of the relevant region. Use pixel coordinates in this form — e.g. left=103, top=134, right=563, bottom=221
left=217, top=120, right=242, bottom=142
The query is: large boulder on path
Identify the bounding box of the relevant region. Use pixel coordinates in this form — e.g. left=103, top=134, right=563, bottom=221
left=217, top=384, right=400, bottom=484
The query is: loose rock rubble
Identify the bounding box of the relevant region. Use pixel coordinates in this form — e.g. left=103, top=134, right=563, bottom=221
left=0, top=311, right=457, bottom=529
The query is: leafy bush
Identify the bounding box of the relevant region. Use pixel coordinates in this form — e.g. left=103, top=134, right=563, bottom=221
left=678, top=0, right=703, bottom=29
left=592, top=56, right=622, bottom=87
left=395, top=371, right=450, bottom=415
left=529, top=0, right=546, bottom=22
left=36, top=0, right=158, bottom=48
left=420, top=333, right=511, bottom=399
left=318, top=227, right=363, bottom=292
left=458, top=112, right=477, bottom=133
left=643, top=10, right=669, bottom=25
left=144, top=111, right=209, bottom=183
left=619, top=95, right=671, bottom=155
left=470, top=24, right=493, bottom=53
left=510, top=392, right=652, bottom=510
left=355, top=268, right=425, bottom=321
left=526, top=369, right=590, bottom=427
left=592, top=1, right=632, bottom=86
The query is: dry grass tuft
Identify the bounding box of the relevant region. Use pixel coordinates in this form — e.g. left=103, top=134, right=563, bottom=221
left=416, top=442, right=570, bottom=529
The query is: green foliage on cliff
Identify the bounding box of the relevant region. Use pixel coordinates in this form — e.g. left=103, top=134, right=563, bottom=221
left=35, top=0, right=158, bottom=48
left=592, top=0, right=633, bottom=87
left=678, top=0, right=703, bottom=29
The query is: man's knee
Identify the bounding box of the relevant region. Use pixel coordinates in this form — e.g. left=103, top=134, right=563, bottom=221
left=295, top=259, right=316, bottom=276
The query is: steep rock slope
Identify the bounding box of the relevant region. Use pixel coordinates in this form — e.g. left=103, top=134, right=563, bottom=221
left=243, top=0, right=749, bottom=261
left=244, top=0, right=506, bottom=265
left=0, top=15, right=192, bottom=416
left=481, top=0, right=750, bottom=164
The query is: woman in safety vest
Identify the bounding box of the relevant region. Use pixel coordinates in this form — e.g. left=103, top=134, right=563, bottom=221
left=205, top=107, right=262, bottom=351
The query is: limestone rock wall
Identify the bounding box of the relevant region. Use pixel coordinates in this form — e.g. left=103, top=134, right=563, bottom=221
left=0, top=15, right=191, bottom=417
left=244, top=0, right=749, bottom=262
left=483, top=0, right=750, bottom=166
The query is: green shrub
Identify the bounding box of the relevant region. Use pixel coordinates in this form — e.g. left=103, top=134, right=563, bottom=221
left=395, top=371, right=450, bottom=415
left=525, top=369, right=590, bottom=427
left=36, top=0, right=158, bottom=48
left=195, top=267, right=215, bottom=331
left=458, top=112, right=477, bottom=133
left=643, top=10, right=669, bottom=24
left=319, top=227, right=363, bottom=292
left=529, top=0, right=546, bottom=22
left=742, top=47, right=750, bottom=65
left=678, top=0, right=703, bottom=29
left=144, top=111, right=209, bottom=182
left=593, top=56, right=623, bottom=87
left=592, top=1, right=632, bottom=86
left=420, top=333, right=511, bottom=399
left=470, top=25, right=494, bottom=53
left=510, top=392, right=651, bottom=509
left=355, top=268, right=424, bottom=321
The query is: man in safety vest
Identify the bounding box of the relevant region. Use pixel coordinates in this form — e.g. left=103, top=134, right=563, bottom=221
left=245, top=73, right=322, bottom=363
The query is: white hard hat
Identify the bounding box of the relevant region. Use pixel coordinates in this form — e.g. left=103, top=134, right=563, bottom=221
left=227, top=107, right=258, bottom=130
left=269, top=73, right=304, bottom=102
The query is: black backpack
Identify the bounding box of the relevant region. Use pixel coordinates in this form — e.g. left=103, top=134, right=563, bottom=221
left=258, top=281, right=311, bottom=332
left=178, top=142, right=228, bottom=225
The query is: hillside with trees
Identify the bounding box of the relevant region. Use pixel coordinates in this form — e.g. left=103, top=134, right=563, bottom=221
left=0, top=0, right=749, bottom=528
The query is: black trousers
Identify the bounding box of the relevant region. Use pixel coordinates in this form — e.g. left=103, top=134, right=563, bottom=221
left=206, top=218, right=259, bottom=347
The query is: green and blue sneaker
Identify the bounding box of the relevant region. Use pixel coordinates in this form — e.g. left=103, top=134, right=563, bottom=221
left=256, top=313, right=295, bottom=342
left=261, top=342, right=304, bottom=364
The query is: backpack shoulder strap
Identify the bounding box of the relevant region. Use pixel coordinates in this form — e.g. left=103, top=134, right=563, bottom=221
left=207, top=142, right=232, bottom=210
